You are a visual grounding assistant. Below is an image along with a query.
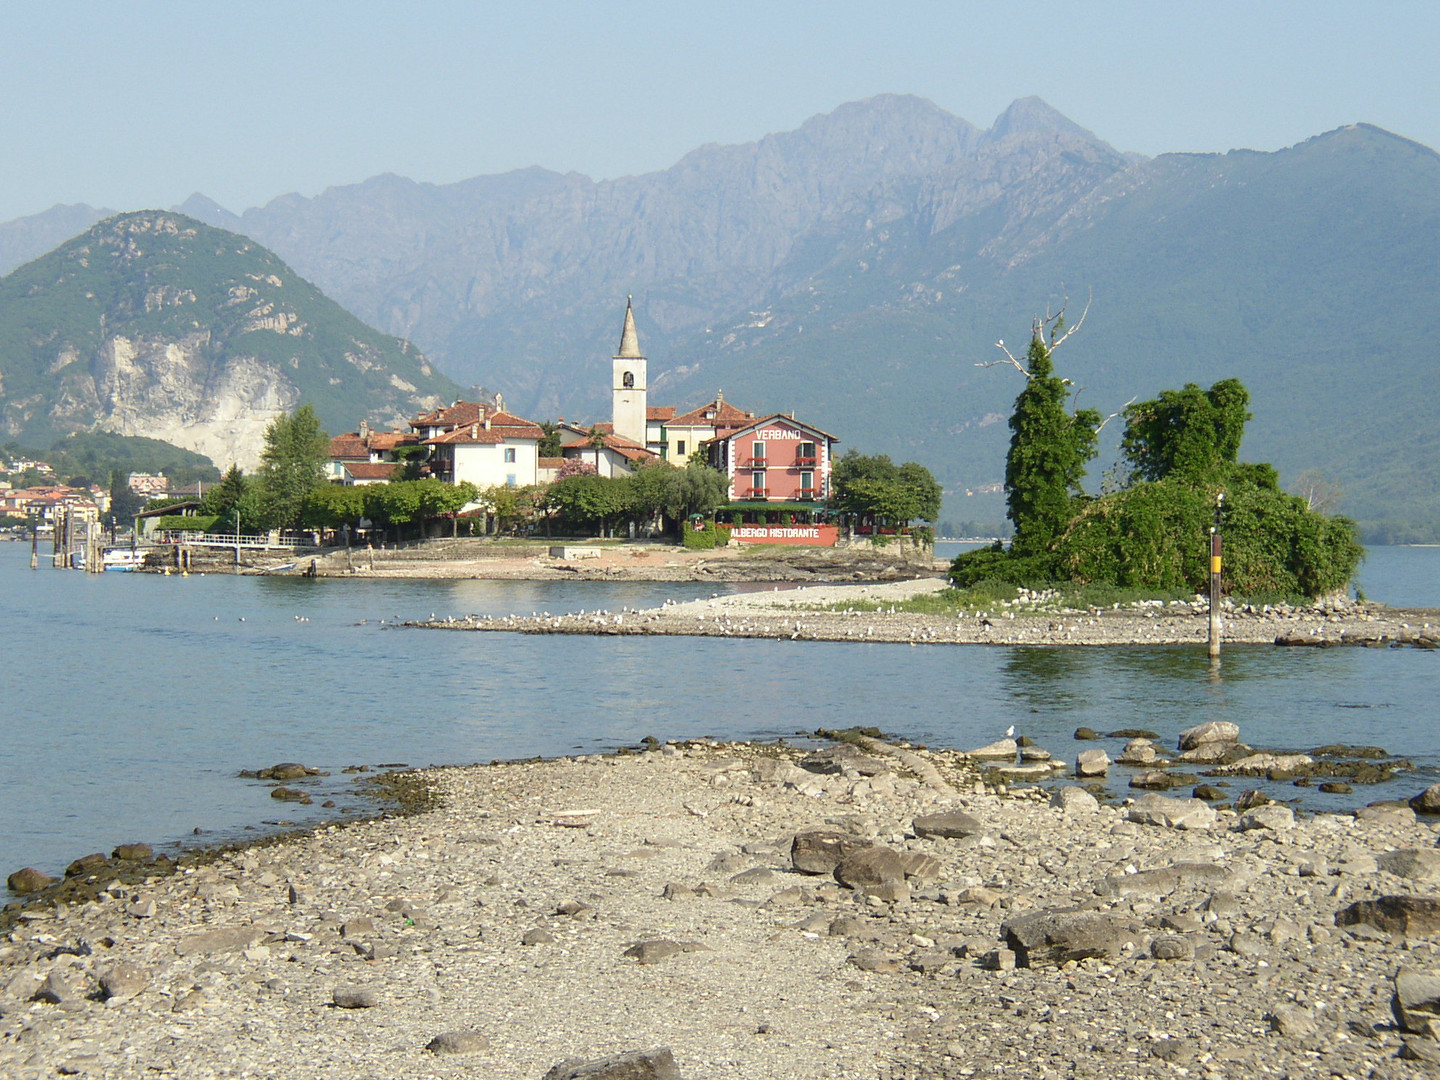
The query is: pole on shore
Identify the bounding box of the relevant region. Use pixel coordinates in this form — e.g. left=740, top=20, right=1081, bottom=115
left=30, top=514, right=38, bottom=569
left=1208, top=492, right=1224, bottom=659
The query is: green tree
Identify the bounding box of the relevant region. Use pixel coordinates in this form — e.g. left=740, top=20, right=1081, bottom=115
left=106, top=470, right=146, bottom=528
left=831, top=451, right=942, bottom=527
left=663, top=461, right=729, bottom=522
left=256, top=405, right=330, bottom=530
left=1003, top=317, right=1100, bottom=556
left=547, top=474, right=633, bottom=536
left=201, top=464, right=252, bottom=528
left=302, top=484, right=368, bottom=533
left=538, top=422, right=563, bottom=458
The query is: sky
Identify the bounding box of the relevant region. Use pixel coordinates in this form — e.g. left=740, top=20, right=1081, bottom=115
left=1, top=0, right=1436, bottom=224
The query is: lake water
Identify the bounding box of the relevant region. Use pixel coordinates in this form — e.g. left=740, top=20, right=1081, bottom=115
left=3, top=542, right=1438, bottom=884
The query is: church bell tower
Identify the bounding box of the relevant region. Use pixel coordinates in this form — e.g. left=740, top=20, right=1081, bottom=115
left=611, top=297, right=647, bottom=445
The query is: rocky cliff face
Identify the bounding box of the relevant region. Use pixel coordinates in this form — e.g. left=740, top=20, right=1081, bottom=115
left=0, top=212, right=459, bottom=468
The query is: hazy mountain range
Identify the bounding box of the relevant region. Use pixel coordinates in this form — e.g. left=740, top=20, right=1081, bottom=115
left=2, top=95, right=1436, bottom=536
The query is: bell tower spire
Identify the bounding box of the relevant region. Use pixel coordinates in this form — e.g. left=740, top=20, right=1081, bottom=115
left=612, top=296, right=648, bottom=444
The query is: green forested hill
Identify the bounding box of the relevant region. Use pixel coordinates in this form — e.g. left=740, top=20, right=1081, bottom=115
left=0, top=211, right=459, bottom=467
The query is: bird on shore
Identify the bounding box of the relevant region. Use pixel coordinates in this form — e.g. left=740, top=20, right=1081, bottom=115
left=1004, top=725, right=1015, bottom=738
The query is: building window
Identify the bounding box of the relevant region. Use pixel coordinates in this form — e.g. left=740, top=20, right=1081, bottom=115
left=752, top=470, right=765, bottom=496
left=676, top=440, right=686, bottom=456
left=504, top=447, right=516, bottom=463
left=506, top=474, right=517, bottom=488
left=801, top=470, right=814, bottom=493
left=752, top=441, right=766, bottom=461
left=623, top=371, right=634, bottom=389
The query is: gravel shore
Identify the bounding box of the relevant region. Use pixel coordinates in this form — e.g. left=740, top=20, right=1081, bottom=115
left=6, top=739, right=1440, bottom=1078
left=410, top=576, right=1439, bottom=648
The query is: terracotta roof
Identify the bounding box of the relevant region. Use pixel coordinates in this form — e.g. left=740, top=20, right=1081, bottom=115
left=343, top=462, right=399, bottom=481
left=668, top=398, right=757, bottom=427
left=329, top=434, right=369, bottom=459
left=412, top=400, right=544, bottom=439
left=538, top=457, right=566, bottom=469
left=647, top=406, right=676, bottom=421
left=366, top=431, right=418, bottom=451
left=561, top=432, right=656, bottom=464
left=424, top=426, right=504, bottom=446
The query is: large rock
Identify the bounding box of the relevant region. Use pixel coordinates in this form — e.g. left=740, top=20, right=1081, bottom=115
left=1394, top=968, right=1440, bottom=1035
left=1097, top=862, right=1233, bottom=898
left=175, top=926, right=265, bottom=957
left=1051, top=787, right=1100, bottom=815
left=65, top=852, right=109, bottom=878
left=1378, top=849, right=1440, bottom=884
left=799, top=745, right=888, bottom=776
left=791, top=830, right=873, bottom=874
left=426, top=1030, right=490, bottom=1055
left=1411, top=784, right=1440, bottom=814
left=111, top=843, right=154, bottom=862
left=1075, top=749, right=1111, bottom=777
left=833, top=846, right=910, bottom=902
left=1337, top=895, right=1440, bottom=936
left=542, top=1047, right=681, bottom=1080
left=912, top=810, right=985, bottom=839
left=7, top=867, right=56, bottom=894
left=1236, top=805, right=1296, bottom=832
left=1210, top=753, right=1313, bottom=777
left=1128, top=793, right=1217, bottom=830
left=1002, top=908, right=1142, bottom=968
left=1117, top=739, right=1160, bottom=765
left=1178, top=721, right=1240, bottom=750
left=967, top=738, right=1018, bottom=760
left=98, top=964, right=148, bottom=1003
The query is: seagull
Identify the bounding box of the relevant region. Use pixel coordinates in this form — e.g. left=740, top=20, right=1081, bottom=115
left=1004, top=725, right=1015, bottom=738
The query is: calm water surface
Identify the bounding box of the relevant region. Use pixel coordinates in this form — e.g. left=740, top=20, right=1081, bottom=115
left=2, top=543, right=1437, bottom=880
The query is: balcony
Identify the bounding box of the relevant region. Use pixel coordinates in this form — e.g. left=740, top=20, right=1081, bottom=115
left=742, top=487, right=770, bottom=499
left=793, top=455, right=818, bottom=467
left=739, top=456, right=769, bottom=468
left=797, top=487, right=819, bottom=499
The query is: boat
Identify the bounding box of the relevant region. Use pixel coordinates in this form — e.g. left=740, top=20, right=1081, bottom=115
left=102, top=547, right=148, bottom=572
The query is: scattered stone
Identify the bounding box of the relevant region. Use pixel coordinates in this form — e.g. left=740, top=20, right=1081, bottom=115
left=1356, top=803, right=1416, bottom=825
left=1395, top=968, right=1440, bottom=1036
left=333, top=987, right=379, bottom=1009
left=981, top=948, right=1016, bottom=971
left=1412, top=784, right=1440, bottom=814
left=623, top=940, right=685, bottom=964
left=849, top=948, right=902, bottom=973
left=340, top=917, right=376, bottom=938
left=270, top=786, right=308, bottom=802
left=1073, top=727, right=1100, bottom=740
left=1151, top=935, right=1196, bottom=961
left=1128, top=770, right=1174, bottom=790
left=1320, top=781, right=1353, bottom=794
left=541, top=1047, right=681, bottom=1080
left=1270, top=1005, right=1318, bottom=1038
left=1210, top=753, right=1314, bottom=777
left=34, top=970, right=85, bottom=1005
left=7, top=867, right=56, bottom=894
left=111, top=843, right=153, bottom=862
left=1075, top=749, right=1110, bottom=778
left=523, top=928, right=557, bottom=945
left=790, top=831, right=873, bottom=874
left=799, top=746, right=888, bottom=776
left=1150, top=1038, right=1198, bottom=1064
left=662, top=882, right=697, bottom=900
left=912, top=810, right=985, bottom=839
left=1117, top=739, right=1160, bottom=765
left=1050, top=786, right=1099, bottom=814
left=896, top=851, right=942, bottom=883
left=1192, top=784, right=1225, bottom=801
left=98, top=965, right=147, bottom=1003
left=425, top=1030, right=490, bottom=1055
left=1234, top=789, right=1270, bottom=812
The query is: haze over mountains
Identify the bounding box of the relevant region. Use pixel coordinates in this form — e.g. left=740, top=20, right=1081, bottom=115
left=2, top=95, right=1436, bottom=536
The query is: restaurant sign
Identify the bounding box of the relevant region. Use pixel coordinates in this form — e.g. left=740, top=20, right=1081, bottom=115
left=730, top=524, right=838, bottom=546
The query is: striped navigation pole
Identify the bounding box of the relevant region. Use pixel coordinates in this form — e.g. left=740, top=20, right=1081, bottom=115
left=1208, top=492, right=1225, bottom=658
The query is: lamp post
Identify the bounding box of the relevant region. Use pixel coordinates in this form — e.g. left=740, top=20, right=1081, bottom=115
left=234, top=508, right=241, bottom=568
left=1208, top=492, right=1224, bottom=659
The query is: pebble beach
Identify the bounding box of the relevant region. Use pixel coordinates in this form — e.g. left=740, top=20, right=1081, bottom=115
left=6, top=733, right=1440, bottom=1078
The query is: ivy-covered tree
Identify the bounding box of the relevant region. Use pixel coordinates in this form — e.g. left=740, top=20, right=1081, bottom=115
left=1003, top=317, right=1100, bottom=556
left=1121, top=379, right=1250, bottom=483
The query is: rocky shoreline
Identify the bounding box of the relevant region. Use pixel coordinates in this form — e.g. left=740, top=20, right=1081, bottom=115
left=6, top=734, right=1440, bottom=1078
left=407, top=576, right=1440, bottom=649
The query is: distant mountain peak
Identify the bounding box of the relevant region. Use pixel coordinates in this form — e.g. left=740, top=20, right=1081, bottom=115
left=987, top=96, right=1106, bottom=145
left=172, top=193, right=240, bottom=228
